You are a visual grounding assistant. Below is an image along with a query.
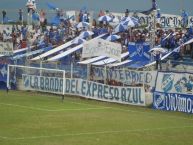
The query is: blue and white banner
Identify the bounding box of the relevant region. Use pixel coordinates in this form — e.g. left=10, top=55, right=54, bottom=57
left=12, top=46, right=52, bottom=60
left=156, top=71, right=193, bottom=95
left=111, top=12, right=193, bottom=28
left=0, top=42, right=13, bottom=56
left=153, top=92, right=193, bottom=114
left=128, top=42, right=151, bottom=62
left=65, top=78, right=145, bottom=106
left=0, top=64, right=7, bottom=82
left=93, top=67, right=157, bottom=87
left=21, top=75, right=145, bottom=106
left=0, top=25, right=12, bottom=35
left=22, top=74, right=64, bottom=94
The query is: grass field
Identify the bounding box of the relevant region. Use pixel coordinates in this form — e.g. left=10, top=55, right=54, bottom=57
left=0, top=91, right=193, bottom=145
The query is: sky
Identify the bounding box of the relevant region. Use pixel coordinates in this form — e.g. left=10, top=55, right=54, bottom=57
left=0, top=0, right=192, bottom=17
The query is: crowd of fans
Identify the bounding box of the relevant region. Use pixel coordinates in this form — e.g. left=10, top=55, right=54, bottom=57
left=0, top=8, right=192, bottom=60
left=0, top=5, right=193, bottom=91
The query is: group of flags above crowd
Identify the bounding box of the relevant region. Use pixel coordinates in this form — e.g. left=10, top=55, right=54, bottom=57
left=0, top=0, right=192, bottom=68
left=0, top=0, right=192, bottom=28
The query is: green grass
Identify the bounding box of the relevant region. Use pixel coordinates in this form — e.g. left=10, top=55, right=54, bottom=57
left=0, top=90, right=193, bottom=145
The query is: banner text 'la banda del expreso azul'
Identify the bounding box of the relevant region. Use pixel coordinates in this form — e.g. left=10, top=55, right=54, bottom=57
left=22, top=74, right=145, bottom=106
left=153, top=92, right=193, bottom=114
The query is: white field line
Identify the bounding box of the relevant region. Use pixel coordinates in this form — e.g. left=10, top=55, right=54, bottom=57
left=5, top=91, right=106, bottom=108
left=0, top=103, right=111, bottom=112
left=0, top=101, right=193, bottom=122
left=62, top=99, right=193, bottom=122
left=1, top=125, right=193, bottom=140
left=64, top=99, right=103, bottom=107
left=4, top=91, right=191, bottom=121
left=1, top=91, right=193, bottom=121
left=111, top=107, right=193, bottom=121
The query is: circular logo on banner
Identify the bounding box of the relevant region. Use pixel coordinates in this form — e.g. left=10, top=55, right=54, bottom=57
left=23, top=75, right=30, bottom=87
left=161, top=74, right=174, bottom=92
left=136, top=44, right=143, bottom=56
left=154, top=93, right=165, bottom=110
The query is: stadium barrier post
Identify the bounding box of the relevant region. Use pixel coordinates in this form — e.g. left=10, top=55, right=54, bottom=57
left=62, top=70, right=65, bottom=101
left=104, top=65, right=107, bottom=84
left=87, top=64, right=90, bottom=81
left=70, top=62, right=73, bottom=78
left=6, top=65, right=10, bottom=89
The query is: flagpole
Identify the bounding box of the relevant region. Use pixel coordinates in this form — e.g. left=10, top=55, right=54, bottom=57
left=150, top=8, right=157, bottom=62
left=22, top=14, right=23, bottom=26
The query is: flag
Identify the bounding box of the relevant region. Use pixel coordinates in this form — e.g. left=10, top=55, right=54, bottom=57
left=46, top=2, right=58, bottom=10
left=2, top=17, right=14, bottom=23
left=50, top=15, right=60, bottom=25
left=12, top=45, right=52, bottom=60
left=140, top=0, right=158, bottom=15
left=140, top=9, right=154, bottom=15
left=152, top=0, right=157, bottom=10
left=128, top=42, right=151, bottom=61
left=32, top=12, right=39, bottom=21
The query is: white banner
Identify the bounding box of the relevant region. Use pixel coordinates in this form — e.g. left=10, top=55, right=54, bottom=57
left=111, top=12, right=193, bottom=28
left=65, top=78, right=146, bottom=106
left=0, top=25, right=12, bottom=42
left=66, top=10, right=76, bottom=23
left=0, top=25, right=12, bottom=34
left=92, top=67, right=157, bottom=87
left=0, top=42, right=13, bottom=55
left=21, top=74, right=145, bottom=106
left=22, top=74, right=64, bottom=94
left=156, top=71, right=193, bottom=95
left=82, top=38, right=122, bottom=61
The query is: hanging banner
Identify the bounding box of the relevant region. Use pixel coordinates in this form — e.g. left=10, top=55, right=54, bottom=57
left=0, top=25, right=12, bottom=35
left=155, top=71, right=193, bottom=95
left=22, top=74, right=64, bottom=94
left=65, top=78, right=145, bottom=106
left=153, top=92, right=193, bottom=114
left=21, top=75, right=145, bottom=106
left=92, top=67, right=157, bottom=87
left=0, top=42, right=13, bottom=56
left=128, top=42, right=151, bottom=61
left=0, top=25, right=12, bottom=43
left=111, top=12, right=193, bottom=28
left=66, top=10, right=76, bottom=23
left=82, top=38, right=122, bottom=61
left=12, top=46, right=52, bottom=60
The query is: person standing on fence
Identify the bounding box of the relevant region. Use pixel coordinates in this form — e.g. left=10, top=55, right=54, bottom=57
left=19, top=9, right=23, bottom=25
left=2, top=10, right=6, bottom=24
left=155, top=51, right=162, bottom=70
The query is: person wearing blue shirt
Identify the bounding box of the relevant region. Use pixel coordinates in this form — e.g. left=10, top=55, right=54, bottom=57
left=181, top=10, right=188, bottom=28
left=155, top=51, right=162, bottom=70
left=2, top=10, right=6, bottom=22
left=19, top=9, right=23, bottom=23
left=160, top=35, right=167, bottom=48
